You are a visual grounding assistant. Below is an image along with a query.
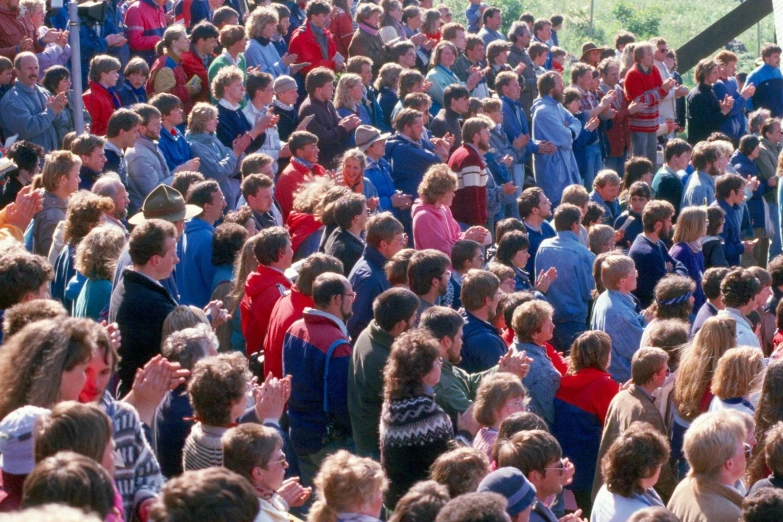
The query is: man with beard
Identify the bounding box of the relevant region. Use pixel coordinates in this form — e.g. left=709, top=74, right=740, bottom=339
left=681, top=140, right=724, bottom=207
left=628, top=200, right=688, bottom=308
left=458, top=269, right=510, bottom=373
left=349, top=287, right=420, bottom=459
left=92, top=175, right=131, bottom=234
left=408, top=249, right=451, bottom=316
left=421, top=305, right=532, bottom=427
left=283, top=272, right=356, bottom=488
left=448, top=116, right=490, bottom=228
left=530, top=71, right=582, bottom=207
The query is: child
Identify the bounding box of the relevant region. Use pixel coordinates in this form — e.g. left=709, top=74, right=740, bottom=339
left=465, top=0, right=487, bottom=34
left=82, top=54, right=122, bottom=136
left=551, top=46, right=567, bottom=73
left=472, top=373, right=528, bottom=459
left=713, top=173, right=752, bottom=267
left=563, top=87, right=600, bottom=191
left=323, top=193, right=368, bottom=276
left=115, top=58, right=150, bottom=108
left=589, top=170, right=622, bottom=226
left=614, top=181, right=650, bottom=250
left=0, top=56, right=13, bottom=99
left=702, top=206, right=727, bottom=268
left=652, top=138, right=692, bottom=219
left=528, top=42, right=550, bottom=77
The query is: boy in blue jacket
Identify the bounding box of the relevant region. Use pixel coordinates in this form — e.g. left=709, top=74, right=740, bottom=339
left=711, top=173, right=756, bottom=266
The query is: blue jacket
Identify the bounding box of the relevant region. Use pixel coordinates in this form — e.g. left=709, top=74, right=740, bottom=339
left=501, top=95, right=537, bottom=162
left=115, top=81, right=147, bottom=108
left=669, top=243, right=706, bottom=310
left=746, top=63, right=783, bottom=117
left=347, top=246, right=391, bottom=340
left=681, top=170, right=716, bottom=207
left=731, top=149, right=769, bottom=229
left=524, top=220, right=556, bottom=275
left=378, top=86, right=398, bottom=131
left=572, top=110, right=598, bottom=178
left=175, top=217, right=216, bottom=308
left=590, top=190, right=621, bottom=227
left=535, top=231, right=596, bottom=324
left=712, top=198, right=744, bottom=266
left=79, top=0, right=129, bottom=85
left=245, top=37, right=290, bottom=77
left=186, top=131, right=241, bottom=210
left=628, top=235, right=688, bottom=308
left=0, top=81, right=65, bottom=152
left=51, top=244, right=76, bottom=312
left=365, top=156, right=397, bottom=212
left=385, top=133, right=441, bottom=197
left=459, top=310, right=508, bottom=374
left=516, top=340, right=561, bottom=428
left=156, top=386, right=193, bottom=478
left=283, top=310, right=352, bottom=455
left=465, top=3, right=483, bottom=33
left=713, top=77, right=747, bottom=142
left=591, top=290, right=646, bottom=383
left=158, top=126, right=193, bottom=172
left=614, top=209, right=643, bottom=250
left=531, top=95, right=581, bottom=206
left=692, top=301, right=719, bottom=336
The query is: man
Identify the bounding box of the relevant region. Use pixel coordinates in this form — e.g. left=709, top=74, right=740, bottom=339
left=124, top=0, right=167, bottom=64
left=530, top=72, right=581, bottom=207
left=477, top=468, right=538, bottom=522
left=712, top=173, right=755, bottom=266
left=681, top=140, right=723, bottom=207
left=518, top=187, right=556, bottom=275
left=347, top=211, right=405, bottom=340
left=592, top=347, right=677, bottom=503
left=628, top=200, right=687, bottom=308
left=623, top=43, right=677, bottom=164
left=452, top=35, right=489, bottom=100
left=652, top=37, right=688, bottom=137
left=103, top=109, right=142, bottom=187
left=651, top=138, right=692, bottom=218
left=507, top=22, right=537, bottom=119
left=241, top=173, right=283, bottom=231
left=283, top=272, right=354, bottom=487
left=71, top=134, right=107, bottom=191
left=431, top=84, right=469, bottom=150
left=298, top=67, right=360, bottom=169
left=92, top=175, right=130, bottom=233
left=498, top=72, right=553, bottom=168
left=590, top=169, right=622, bottom=226
left=241, top=226, right=293, bottom=357
left=276, top=131, right=327, bottom=220
left=264, top=253, right=344, bottom=379
left=718, top=267, right=762, bottom=349
left=150, top=93, right=193, bottom=172
left=324, top=193, right=368, bottom=276
left=180, top=21, right=219, bottom=104
left=110, top=219, right=179, bottom=395
left=692, top=267, right=730, bottom=335
left=477, top=7, right=505, bottom=46
left=287, top=0, right=342, bottom=77
left=531, top=18, right=552, bottom=70
left=756, top=117, right=782, bottom=263
left=408, top=249, right=451, bottom=316
left=764, top=255, right=783, bottom=338
left=460, top=269, right=508, bottom=373
left=571, top=63, right=615, bottom=188
left=535, top=203, right=596, bottom=351
left=449, top=118, right=490, bottom=227
left=0, top=0, right=60, bottom=59
left=349, top=287, right=419, bottom=459
left=0, top=53, right=66, bottom=153
left=746, top=43, right=783, bottom=117
left=614, top=31, right=635, bottom=56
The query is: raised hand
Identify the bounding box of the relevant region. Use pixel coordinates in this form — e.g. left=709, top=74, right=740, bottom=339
left=278, top=478, right=312, bottom=507
left=585, top=116, right=600, bottom=132
left=4, top=185, right=42, bottom=230
left=628, top=100, right=647, bottom=114
left=719, top=94, right=734, bottom=115
left=741, top=82, right=756, bottom=99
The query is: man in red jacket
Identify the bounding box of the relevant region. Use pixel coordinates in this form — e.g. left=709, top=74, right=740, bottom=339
left=263, top=253, right=345, bottom=379
left=288, top=0, right=344, bottom=77
left=275, top=130, right=328, bottom=219
left=448, top=117, right=491, bottom=227
left=240, top=226, right=294, bottom=357
left=180, top=21, right=219, bottom=105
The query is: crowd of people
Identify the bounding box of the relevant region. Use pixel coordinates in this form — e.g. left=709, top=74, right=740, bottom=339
left=2, top=0, right=783, bottom=521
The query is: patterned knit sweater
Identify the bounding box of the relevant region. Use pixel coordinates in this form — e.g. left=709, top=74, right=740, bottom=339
left=380, top=393, right=453, bottom=509
left=182, top=423, right=228, bottom=472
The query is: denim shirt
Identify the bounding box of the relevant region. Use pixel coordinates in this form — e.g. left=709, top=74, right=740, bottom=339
left=591, top=290, right=646, bottom=383
left=515, top=340, right=561, bottom=429
left=535, top=231, right=596, bottom=323
left=681, top=170, right=716, bottom=207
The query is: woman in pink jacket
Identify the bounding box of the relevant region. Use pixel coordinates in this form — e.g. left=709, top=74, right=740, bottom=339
left=411, top=164, right=488, bottom=256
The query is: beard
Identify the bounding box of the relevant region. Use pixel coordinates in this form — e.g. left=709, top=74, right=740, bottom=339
left=551, top=88, right=564, bottom=103
left=477, top=136, right=491, bottom=152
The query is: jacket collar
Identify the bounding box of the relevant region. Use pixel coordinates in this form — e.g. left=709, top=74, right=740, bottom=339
left=363, top=245, right=388, bottom=270
left=304, top=307, right=349, bottom=337
left=368, top=320, right=395, bottom=348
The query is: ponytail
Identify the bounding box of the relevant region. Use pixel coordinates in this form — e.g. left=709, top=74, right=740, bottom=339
left=155, top=40, right=165, bottom=55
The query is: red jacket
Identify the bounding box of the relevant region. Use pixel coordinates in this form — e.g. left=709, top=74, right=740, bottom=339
left=329, top=9, right=354, bottom=58
left=264, top=287, right=313, bottom=379
left=83, top=81, right=120, bottom=136
left=602, top=84, right=631, bottom=157
left=240, top=265, right=292, bottom=357
left=555, top=367, right=620, bottom=426
left=148, top=54, right=193, bottom=114
left=125, top=0, right=166, bottom=60
left=180, top=47, right=212, bottom=104
left=448, top=144, right=487, bottom=226
left=275, top=158, right=327, bottom=220
left=288, top=21, right=338, bottom=76
left=287, top=211, right=322, bottom=253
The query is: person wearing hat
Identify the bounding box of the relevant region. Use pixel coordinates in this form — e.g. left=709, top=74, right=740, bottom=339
left=112, top=184, right=202, bottom=302
left=271, top=74, right=301, bottom=142
left=477, top=467, right=537, bottom=522
left=359, top=125, right=411, bottom=216
left=0, top=406, right=50, bottom=512
left=580, top=42, right=607, bottom=68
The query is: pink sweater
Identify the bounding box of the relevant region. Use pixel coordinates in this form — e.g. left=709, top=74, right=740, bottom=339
left=412, top=200, right=462, bottom=256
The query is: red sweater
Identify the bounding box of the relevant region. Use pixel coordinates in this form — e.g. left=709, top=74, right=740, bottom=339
left=264, top=287, right=313, bottom=379
left=448, top=144, right=487, bottom=226
left=240, top=266, right=292, bottom=357
left=623, top=64, right=668, bottom=133
left=329, top=9, right=354, bottom=58
left=275, top=158, right=327, bottom=220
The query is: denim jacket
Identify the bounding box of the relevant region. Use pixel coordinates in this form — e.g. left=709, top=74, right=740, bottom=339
left=591, top=290, right=646, bottom=383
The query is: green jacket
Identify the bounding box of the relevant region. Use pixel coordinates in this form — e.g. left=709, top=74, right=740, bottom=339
left=434, top=359, right=495, bottom=425
left=207, top=53, right=247, bottom=104
left=348, top=321, right=394, bottom=458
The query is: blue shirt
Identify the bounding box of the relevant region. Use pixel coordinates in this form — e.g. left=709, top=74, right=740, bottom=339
left=524, top=219, right=556, bottom=274
left=535, top=231, right=596, bottom=323
left=591, top=290, right=646, bottom=383
left=516, top=340, right=561, bottom=429
left=681, top=170, right=716, bottom=207
left=590, top=190, right=621, bottom=226
left=501, top=95, right=538, bottom=162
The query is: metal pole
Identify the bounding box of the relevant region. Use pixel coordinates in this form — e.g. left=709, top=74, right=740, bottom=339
left=68, top=0, right=84, bottom=134
left=589, top=0, right=594, bottom=38
left=758, top=21, right=762, bottom=56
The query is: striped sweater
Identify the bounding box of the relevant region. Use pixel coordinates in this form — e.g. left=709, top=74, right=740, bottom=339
left=448, top=143, right=488, bottom=226
left=182, top=423, right=228, bottom=472
left=624, top=64, right=668, bottom=133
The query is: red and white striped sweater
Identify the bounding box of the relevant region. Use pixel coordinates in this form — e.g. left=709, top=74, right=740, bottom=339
left=624, top=64, right=669, bottom=133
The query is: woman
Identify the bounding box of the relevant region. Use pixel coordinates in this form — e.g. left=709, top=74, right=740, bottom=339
left=380, top=329, right=461, bottom=510
left=687, top=58, right=733, bottom=145
left=426, top=41, right=463, bottom=115
left=376, top=64, right=403, bottom=131
left=513, top=300, right=562, bottom=428
left=186, top=102, right=250, bottom=210
left=329, top=0, right=354, bottom=58
left=210, top=223, right=248, bottom=298
left=709, top=347, right=764, bottom=416
left=591, top=422, right=669, bottom=522
left=669, top=206, right=708, bottom=311
left=495, top=230, right=554, bottom=294
left=0, top=318, right=94, bottom=421
left=554, top=331, right=620, bottom=513
left=411, top=164, right=487, bottom=256
left=149, top=26, right=197, bottom=115
left=749, top=359, right=783, bottom=486
left=309, top=450, right=388, bottom=522
left=245, top=8, right=294, bottom=78
left=348, top=4, right=386, bottom=76
left=335, top=74, right=373, bottom=142
left=23, top=0, right=71, bottom=76
left=224, top=205, right=257, bottom=236
left=381, top=0, right=406, bottom=41
left=0, top=140, right=44, bottom=210
left=219, top=235, right=261, bottom=354
left=639, top=274, right=695, bottom=348
left=42, top=67, right=92, bottom=147
left=421, top=8, right=441, bottom=43
left=340, top=148, right=379, bottom=206
left=73, top=225, right=126, bottom=321
left=402, top=6, right=432, bottom=74
left=618, top=157, right=653, bottom=208
left=484, top=41, right=513, bottom=90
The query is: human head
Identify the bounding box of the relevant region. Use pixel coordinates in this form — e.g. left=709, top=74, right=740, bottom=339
left=188, top=353, right=250, bottom=426
left=383, top=328, right=441, bottom=400
left=684, top=410, right=747, bottom=479
left=494, top=430, right=563, bottom=498
left=516, top=187, right=551, bottom=221
left=311, top=450, right=388, bottom=521
left=161, top=325, right=216, bottom=373
left=222, top=423, right=285, bottom=490
left=430, top=447, right=490, bottom=498
left=641, top=200, right=675, bottom=235
left=599, top=253, right=636, bottom=292
left=41, top=150, right=81, bottom=194
left=742, top=488, right=783, bottom=522
left=460, top=269, right=501, bottom=315
left=6, top=140, right=43, bottom=183
left=389, top=481, right=450, bottom=522
left=128, top=218, right=178, bottom=276
left=187, top=180, right=225, bottom=224
left=211, top=65, right=245, bottom=102
left=601, top=421, right=670, bottom=497
left=650, top=274, right=695, bottom=321
left=2, top=299, right=66, bottom=340
left=33, top=401, right=112, bottom=472
left=0, top=252, right=53, bottom=310
left=408, top=249, right=451, bottom=299
left=552, top=203, right=582, bottom=233
left=74, top=225, right=125, bottom=283
left=721, top=267, right=761, bottom=309
left=631, top=347, right=669, bottom=387
left=253, top=226, right=292, bottom=269
left=435, top=492, right=510, bottom=522
left=289, top=131, right=319, bottom=160
left=673, top=206, right=707, bottom=244
left=567, top=330, right=611, bottom=375
left=712, top=347, right=764, bottom=404
left=588, top=224, right=615, bottom=255
left=474, top=373, right=527, bottom=428
left=373, top=287, right=420, bottom=333
left=511, top=300, right=553, bottom=344
left=62, top=190, right=114, bottom=246
left=14, top=52, right=39, bottom=87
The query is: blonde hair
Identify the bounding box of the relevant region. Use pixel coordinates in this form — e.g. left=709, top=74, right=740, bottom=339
left=74, top=225, right=126, bottom=281
left=672, top=206, right=707, bottom=243
left=211, top=65, right=244, bottom=100
left=247, top=7, right=278, bottom=38
left=512, top=300, right=553, bottom=343
left=594, top=169, right=621, bottom=189
left=187, top=103, right=218, bottom=134
left=711, top=347, right=764, bottom=401
left=155, top=25, right=187, bottom=56
left=309, top=450, right=388, bottom=522
left=473, top=373, right=526, bottom=427
left=341, top=148, right=367, bottom=173
left=293, top=177, right=336, bottom=214
left=684, top=410, right=746, bottom=477
left=334, top=73, right=363, bottom=111
left=418, top=164, right=457, bottom=204
left=600, top=254, right=635, bottom=291
left=41, top=151, right=81, bottom=193
left=374, top=63, right=404, bottom=91
left=674, top=315, right=737, bottom=422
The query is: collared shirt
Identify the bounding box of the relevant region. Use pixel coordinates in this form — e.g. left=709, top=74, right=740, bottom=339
left=591, top=290, right=646, bottom=383
left=719, top=307, right=761, bottom=349
left=218, top=98, right=241, bottom=111
left=535, top=231, right=596, bottom=323
left=221, top=50, right=241, bottom=66
left=307, top=308, right=349, bottom=337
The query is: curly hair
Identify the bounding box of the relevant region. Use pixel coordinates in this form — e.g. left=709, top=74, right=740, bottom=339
left=511, top=300, right=553, bottom=343
left=188, top=353, right=251, bottom=426
left=649, top=274, right=695, bottom=320
left=473, top=373, right=526, bottom=427
left=721, top=267, right=761, bottom=308
left=602, top=422, right=670, bottom=497
left=418, top=164, right=457, bottom=205
left=246, top=6, right=278, bottom=38
left=63, top=190, right=115, bottom=246
left=383, top=329, right=441, bottom=401
left=2, top=299, right=66, bottom=340
left=224, top=205, right=253, bottom=230
left=211, top=65, right=244, bottom=100
left=429, top=447, right=490, bottom=497
left=74, top=225, right=126, bottom=281
left=187, top=102, right=218, bottom=134
left=293, top=176, right=336, bottom=214
left=0, top=252, right=53, bottom=309
left=310, top=450, right=388, bottom=522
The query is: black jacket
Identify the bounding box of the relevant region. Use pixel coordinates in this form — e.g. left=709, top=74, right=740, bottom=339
left=324, top=227, right=365, bottom=276
left=687, top=83, right=727, bottom=145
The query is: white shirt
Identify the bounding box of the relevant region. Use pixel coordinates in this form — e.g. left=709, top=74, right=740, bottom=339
left=718, top=307, right=761, bottom=350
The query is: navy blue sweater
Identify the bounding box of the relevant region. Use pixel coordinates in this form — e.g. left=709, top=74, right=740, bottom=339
left=628, top=234, right=688, bottom=308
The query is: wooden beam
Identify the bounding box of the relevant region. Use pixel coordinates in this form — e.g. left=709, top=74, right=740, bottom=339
left=676, top=0, right=773, bottom=73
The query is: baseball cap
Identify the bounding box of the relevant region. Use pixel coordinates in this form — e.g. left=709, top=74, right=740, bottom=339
left=0, top=406, right=50, bottom=475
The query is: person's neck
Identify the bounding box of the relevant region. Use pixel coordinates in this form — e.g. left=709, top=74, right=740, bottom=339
left=134, top=263, right=164, bottom=281
left=252, top=96, right=266, bottom=110
left=108, top=136, right=126, bottom=150
left=162, top=120, right=176, bottom=132
left=665, top=162, right=680, bottom=172
left=228, top=49, right=240, bottom=60
left=366, top=150, right=383, bottom=162
left=267, top=261, right=288, bottom=273
left=469, top=306, right=490, bottom=322
left=643, top=231, right=660, bottom=243
left=735, top=303, right=755, bottom=316
left=99, top=80, right=114, bottom=90
left=420, top=288, right=439, bottom=305
left=717, top=470, right=738, bottom=487
left=52, top=187, right=72, bottom=201
left=524, top=214, right=544, bottom=227
left=530, top=334, right=547, bottom=347
left=708, top=298, right=725, bottom=310
left=638, top=381, right=659, bottom=396
left=347, top=223, right=363, bottom=236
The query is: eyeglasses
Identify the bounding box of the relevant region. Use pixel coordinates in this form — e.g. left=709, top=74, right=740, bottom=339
left=268, top=455, right=288, bottom=466
left=343, top=292, right=357, bottom=299
left=744, top=443, right=753, bottom=460
left=544, top=459, right=566, bottom=475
